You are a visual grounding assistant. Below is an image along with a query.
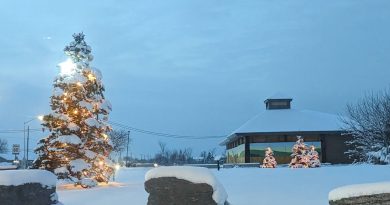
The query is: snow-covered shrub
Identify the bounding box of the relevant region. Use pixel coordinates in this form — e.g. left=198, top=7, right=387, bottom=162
left=342, top=90, right=390, bottom=164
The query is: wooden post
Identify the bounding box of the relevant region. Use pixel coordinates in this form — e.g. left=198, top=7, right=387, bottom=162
left=245, top=136, right=250, bottom=163
left=320, top=134, right=327, bottom=163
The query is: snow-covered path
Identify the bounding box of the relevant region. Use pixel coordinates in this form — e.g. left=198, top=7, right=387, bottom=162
left=57, top=165, right=390, bottom=205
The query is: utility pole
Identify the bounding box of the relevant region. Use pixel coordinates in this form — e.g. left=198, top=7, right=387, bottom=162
left=23, top=115, right=43, bottom=169
left=23, top=124, right=26, bottom=168
left=26, top=126, right=30, bottom=169
left=126, top=131, right=130, bottom=167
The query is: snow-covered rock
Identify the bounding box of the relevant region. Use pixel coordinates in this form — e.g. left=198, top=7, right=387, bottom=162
left=0, top=170, right=56, bottom=187
left=329, top=181, right=390, bottom=201
left=0, top=170, right=61, bottom=205
left=145, top=166, right=228, bottom=205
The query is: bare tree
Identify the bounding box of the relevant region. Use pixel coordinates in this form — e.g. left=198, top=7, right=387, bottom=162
left=342, top=90, right=390, bottom=164
left=155, top=141, right=169, bottom=165
left=0, top=139, right=8, bottom=153
left=158, top=141, right=167, bottom=155
left=183, top=148, right=192, bottom=163
left=154, top=141, right=194, bottom=165
left=109, top=130, right=130, bottom=156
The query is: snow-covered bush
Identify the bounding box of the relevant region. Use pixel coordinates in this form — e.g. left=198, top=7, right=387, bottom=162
left=342, top=90, right=390, bottom=164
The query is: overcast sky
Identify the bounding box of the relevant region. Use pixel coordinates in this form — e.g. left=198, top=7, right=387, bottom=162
left=0, top=0, right=389, bottom=159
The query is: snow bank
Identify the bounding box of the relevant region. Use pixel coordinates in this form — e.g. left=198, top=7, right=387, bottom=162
left=0, top=170, right=57, bottom=187
left=329, top=181, right=390, bottom=201
left=0, top=162, right=17, bottom=170
left=145, top=166, right=227, bottom=204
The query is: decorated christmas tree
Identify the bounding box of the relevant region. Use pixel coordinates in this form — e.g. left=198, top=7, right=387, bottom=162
left=308, top=145, right=321, bottom=168
left=261, top=147, right=277, bottom=168
left=289, top=136, right=310, bottom=168
left=34, top=33, right=114, bottom=187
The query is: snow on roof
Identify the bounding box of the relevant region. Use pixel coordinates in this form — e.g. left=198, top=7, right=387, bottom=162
left=236, top=109, right=342, bottom=133
left=0, top=170, right=57, bottom=187
left=265, top=92, right=292, bottom=100
left=222, top=109, right=343, bottom=145
left=329, top=181, right=390, bottom=201
left=145, top=166, right=228, bottom=205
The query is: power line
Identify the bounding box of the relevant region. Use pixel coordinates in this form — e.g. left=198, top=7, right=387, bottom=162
left=0, top=129, right=42, bottom=134
left=0, top=121, right=227, bottom=140
left=109, top=121, right=226, bottom=140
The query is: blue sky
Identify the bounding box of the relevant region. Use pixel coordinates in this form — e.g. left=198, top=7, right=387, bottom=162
left=0, top=0, right=390, bottom=159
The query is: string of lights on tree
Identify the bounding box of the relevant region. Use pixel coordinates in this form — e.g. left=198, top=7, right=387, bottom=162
left=34, top=33, right=114, bottom=188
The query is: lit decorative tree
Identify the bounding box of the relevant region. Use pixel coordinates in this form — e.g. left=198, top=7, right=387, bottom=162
left=289, top=136, right=310, bottom=168
left=308, top=145, right=321, bottom=168
left=261, top=147, right=277, bottom=168
left=34, top=33, right=114, bottom=187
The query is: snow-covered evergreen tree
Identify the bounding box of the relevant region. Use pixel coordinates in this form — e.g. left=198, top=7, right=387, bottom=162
left=34, top=33, right=114, bottom=187
left=261, top=147, right=277, bottom=168
left=289, top=136, right=310, bottom=168
left=308, top=145, right=321, bottom=168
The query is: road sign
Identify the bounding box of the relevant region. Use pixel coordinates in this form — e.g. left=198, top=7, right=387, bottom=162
left=12, top=144, right=20, bottom=154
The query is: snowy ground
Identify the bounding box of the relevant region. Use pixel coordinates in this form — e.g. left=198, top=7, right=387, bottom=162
left=57, top=165, right=390, bottom=205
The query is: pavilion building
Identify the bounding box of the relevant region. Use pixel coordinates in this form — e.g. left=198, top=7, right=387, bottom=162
left=220, top=96, right=352, bottom=164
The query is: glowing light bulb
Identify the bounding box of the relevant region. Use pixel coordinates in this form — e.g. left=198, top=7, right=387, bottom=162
left=115, top=164, right=120, bottom=170
left=73, top=110, right=78, bottom=114
left=58, top=59, right=76, bottom=75
left=37, top=115, right=44, bottom=121
left=76, top=82, right=83, bottom=87
left=99, top=161, right=104, bottom=166
left=87, top=73, right=96, bottom=81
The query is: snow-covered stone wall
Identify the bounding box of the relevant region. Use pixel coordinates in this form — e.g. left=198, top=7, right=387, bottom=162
left=145, top=166, right=228, bottom=205
left=0, top=170, right=61, bottom=205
